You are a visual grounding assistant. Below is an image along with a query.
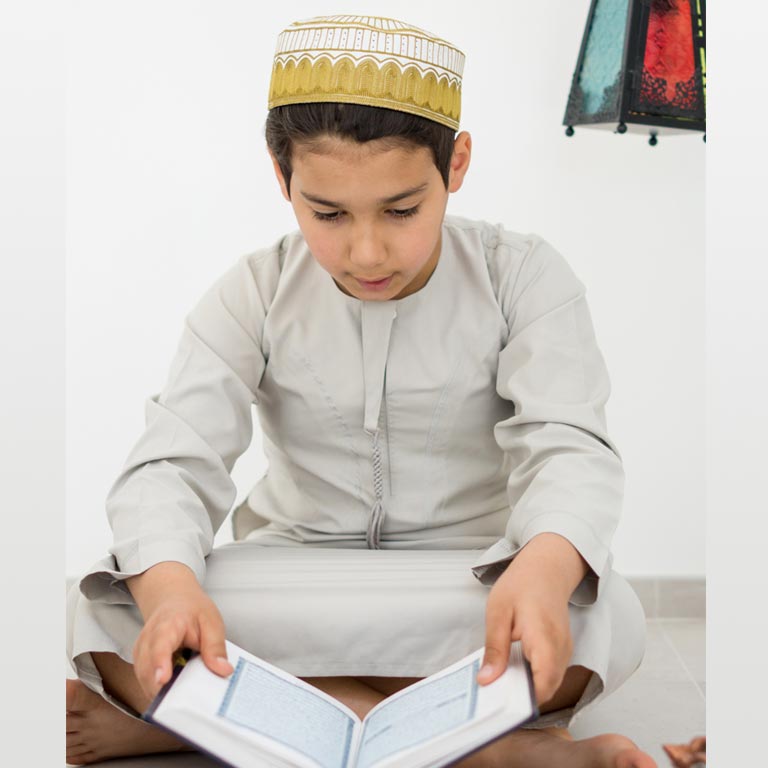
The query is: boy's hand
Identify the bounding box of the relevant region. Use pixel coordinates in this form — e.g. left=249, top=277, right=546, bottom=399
left=476, top=545, right=576, bottom=706
left=477, top=560, right=573, bottom=704
left=126, top=562, right=234, bottom=703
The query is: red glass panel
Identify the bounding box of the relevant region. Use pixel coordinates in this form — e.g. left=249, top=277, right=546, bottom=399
left=638, top=0, right=700, bottom=112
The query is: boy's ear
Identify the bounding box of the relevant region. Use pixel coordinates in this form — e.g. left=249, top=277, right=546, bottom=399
left=448, top=131, right=472, bottom=194
left=268, top=149, right=291, bottom=202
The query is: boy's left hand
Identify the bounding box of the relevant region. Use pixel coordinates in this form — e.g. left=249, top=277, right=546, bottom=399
left=476, top=556, right=574, bottom=706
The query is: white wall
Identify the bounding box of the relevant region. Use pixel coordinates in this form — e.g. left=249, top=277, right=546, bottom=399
left=66, top=0, right=705, bottom=578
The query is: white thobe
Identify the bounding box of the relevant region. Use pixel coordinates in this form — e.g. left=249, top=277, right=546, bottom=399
left=68, top=214, right=644, bottom=730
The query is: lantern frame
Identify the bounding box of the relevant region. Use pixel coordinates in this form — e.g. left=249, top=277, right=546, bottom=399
left=563, top=0, right=706, bottom=137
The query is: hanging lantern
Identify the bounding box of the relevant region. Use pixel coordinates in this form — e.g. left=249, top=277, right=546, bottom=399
left=563, top=0, right=706, bottom=145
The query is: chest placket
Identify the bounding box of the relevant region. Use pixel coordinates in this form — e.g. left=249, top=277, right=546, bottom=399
left=361, top=300, right=398, bottom=549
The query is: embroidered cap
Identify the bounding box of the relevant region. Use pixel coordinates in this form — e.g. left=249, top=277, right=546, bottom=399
left=268, top=14, right=465, bottom=131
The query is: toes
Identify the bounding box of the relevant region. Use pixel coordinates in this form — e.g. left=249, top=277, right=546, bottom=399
left=615, top=746, right=658, bottom=768
left=607, top=733, right=638, bottom=751
left=65, top=747, right=96, bottom=765
left=66, top=711, right=84, bottom=733
left=66, top=731, right=86, bottom=748
left=584, top=733, right=658, bottom=768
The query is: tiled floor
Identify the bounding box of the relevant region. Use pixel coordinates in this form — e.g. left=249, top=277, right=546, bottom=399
left=570, top=619, right=705, bottom=764
left=65, top=618, right=704, bottom=767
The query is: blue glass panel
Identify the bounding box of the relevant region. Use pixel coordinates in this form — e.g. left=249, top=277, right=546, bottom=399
left=578, top=0, right=630, bottom=115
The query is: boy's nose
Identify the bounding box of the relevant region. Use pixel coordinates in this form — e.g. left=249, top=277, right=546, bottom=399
left=348, top=231, right=388, bottom=272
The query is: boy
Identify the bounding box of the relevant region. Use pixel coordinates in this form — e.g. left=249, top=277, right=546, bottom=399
left=66, top=14, right=654, bottom=767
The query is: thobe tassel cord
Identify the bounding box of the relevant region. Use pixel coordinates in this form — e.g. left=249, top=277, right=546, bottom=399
left=366, top=429, right=385, bottom=549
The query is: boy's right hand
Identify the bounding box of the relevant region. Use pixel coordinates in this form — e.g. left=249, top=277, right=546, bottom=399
left=126, top=561, right=234, bottom=702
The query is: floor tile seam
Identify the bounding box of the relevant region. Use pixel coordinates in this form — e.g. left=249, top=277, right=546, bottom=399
left=658, top=622, right=706, bottom=702
left=637, top=621, right=690, bottom=683
left=651, top=617, right=705, bottom=623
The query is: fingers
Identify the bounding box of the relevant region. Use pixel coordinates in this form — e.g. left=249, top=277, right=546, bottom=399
left=477, top=591, right=573, bottom=706
left=199, top=613, right=234, bottom=678
left=523, top=616, right=573, bottom=704
left=525, top=637, right=565, bottom=705
left=132, top=599, right=234, bottom=702
left=477, top=596, right=512, bottom=686
left=133, top=617, right=190, bottom=699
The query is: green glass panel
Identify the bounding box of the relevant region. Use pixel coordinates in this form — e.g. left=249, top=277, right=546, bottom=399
left=579, top=0, right=630, bottom=115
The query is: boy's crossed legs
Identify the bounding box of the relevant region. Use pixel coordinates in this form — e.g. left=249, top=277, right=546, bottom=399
left=66, top=655, right=656, bottom=767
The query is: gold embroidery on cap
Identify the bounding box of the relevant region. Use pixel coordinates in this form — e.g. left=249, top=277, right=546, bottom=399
left=268, top=15, right=465, bottom=130
left=268, top=56, right=461, bottom=130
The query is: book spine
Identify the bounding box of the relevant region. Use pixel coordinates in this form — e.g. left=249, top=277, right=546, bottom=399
left=142, top=647, right=196, bottom=722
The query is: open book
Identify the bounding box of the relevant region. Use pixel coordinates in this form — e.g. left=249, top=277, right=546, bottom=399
left=143, top=640, right=539, bottom=768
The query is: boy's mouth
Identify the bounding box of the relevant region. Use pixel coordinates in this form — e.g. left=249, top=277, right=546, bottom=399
left=355, top=275, right=393, bottom=290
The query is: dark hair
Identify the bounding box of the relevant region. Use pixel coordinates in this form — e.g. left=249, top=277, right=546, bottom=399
left=264, top=102, right=456, bottom=199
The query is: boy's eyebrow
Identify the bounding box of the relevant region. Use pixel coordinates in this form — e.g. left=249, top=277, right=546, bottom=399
left=299, top=183, right=429, bottom=208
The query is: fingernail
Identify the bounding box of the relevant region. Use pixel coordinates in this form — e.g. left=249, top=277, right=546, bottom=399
left=154, top=667, right=163, bottom=684
left=478, top=664, right=493, bottom=679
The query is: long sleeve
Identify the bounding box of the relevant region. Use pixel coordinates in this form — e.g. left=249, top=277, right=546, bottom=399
left=79, top=246, right=280, bottom=602
left=470, top=235, right=624, bottom=606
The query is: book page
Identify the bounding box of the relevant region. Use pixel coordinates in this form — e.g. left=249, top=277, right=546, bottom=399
left=355, top=659, right=480, bottom=768
left=217, top=657, right=356, bottom=768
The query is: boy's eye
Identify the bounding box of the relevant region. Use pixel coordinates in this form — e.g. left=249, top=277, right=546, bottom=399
left=311, top=210, right=343, bottom=223
left=311, top=205, right=421, bottom=223
left=390, top=205, right=420, bottom=219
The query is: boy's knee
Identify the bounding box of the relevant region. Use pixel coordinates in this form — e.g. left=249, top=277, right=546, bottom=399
left=595, top=570, right=647, bottom=688
left=610, top=572, right=647, bottom=672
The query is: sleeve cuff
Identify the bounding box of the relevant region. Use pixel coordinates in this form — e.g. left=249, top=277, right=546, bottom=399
left=470, top=512, right=614, bottom=606
left=78, top=542, right=207, bottom=604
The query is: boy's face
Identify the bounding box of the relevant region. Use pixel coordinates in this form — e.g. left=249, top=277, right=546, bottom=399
left=269, top=131, right=471, bottom=301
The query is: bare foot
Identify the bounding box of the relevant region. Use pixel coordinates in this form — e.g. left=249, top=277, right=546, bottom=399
left=64, top=677, right=658, bottom=768
left=66, top=678, right=193, bottom=765
left=484, top=727, right=657, bottom=768
left=662, top=735, right=706, bottom=767
left=592, top=733, right=658, bottom=768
